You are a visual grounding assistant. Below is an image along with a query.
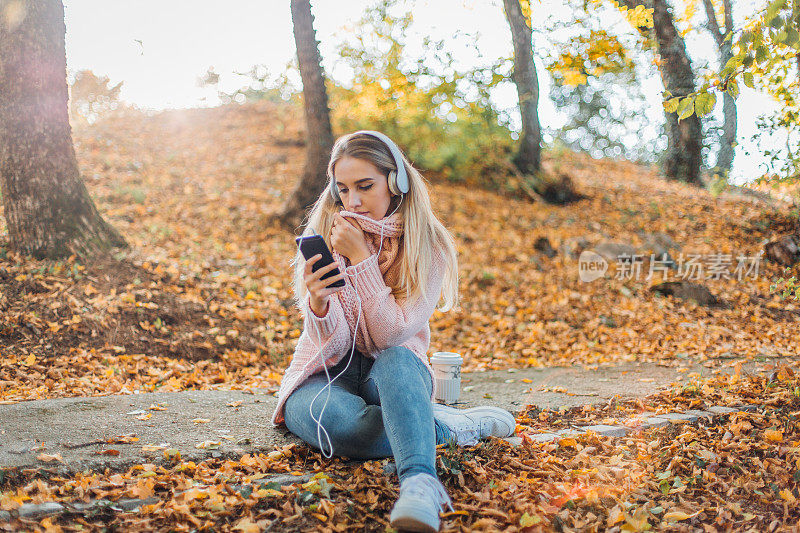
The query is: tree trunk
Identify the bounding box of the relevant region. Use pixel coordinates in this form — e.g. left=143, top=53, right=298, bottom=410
left=276, top=0, right=335, bottom=232
left=502, top=0, right=541, bottom=174
left=0, top=0, right=126, bottom=259
left=621, top=0, right=703, bottom=185
left=702, top=0, right=737, bottom=175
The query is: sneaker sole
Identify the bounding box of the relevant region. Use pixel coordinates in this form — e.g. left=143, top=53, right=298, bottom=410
left=390, top=507, right=439, bottom=533
left=389, top=516, right=438, bottom=533
left=433, top=403, right=517, bottom=438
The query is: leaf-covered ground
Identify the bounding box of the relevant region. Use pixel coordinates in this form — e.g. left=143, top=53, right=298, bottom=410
left=2, top=368, right=798, bottom=531
left=0, top=100, right=797, bottom=403
left=1, top=100, right=799, bottom=530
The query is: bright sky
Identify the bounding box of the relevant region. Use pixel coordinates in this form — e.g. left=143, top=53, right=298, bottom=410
left=62, top=0, right=779, bottom=184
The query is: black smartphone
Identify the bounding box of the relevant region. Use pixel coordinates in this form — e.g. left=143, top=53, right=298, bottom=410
left=295, top=234, right=346, bottom=288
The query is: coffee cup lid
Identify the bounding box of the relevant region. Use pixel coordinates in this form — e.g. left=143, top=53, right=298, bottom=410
left=430, top=352, right=462, bottom=364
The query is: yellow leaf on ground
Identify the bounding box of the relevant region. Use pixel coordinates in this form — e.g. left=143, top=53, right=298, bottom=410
left=764, top=429, right=783, bottom=442
left=254, top=488, right=284, bottom=498
left=519, top=511, right=542, bottom=527
left=663, top=510, right=699, bottom=521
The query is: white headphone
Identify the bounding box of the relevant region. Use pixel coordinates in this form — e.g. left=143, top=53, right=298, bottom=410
left=303, top=131, right=409, bottom=458
left=329, top=130, right=410, bottom=203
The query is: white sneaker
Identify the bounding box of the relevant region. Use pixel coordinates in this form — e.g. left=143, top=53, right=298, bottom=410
left=389, top=473, right=454, bottom=532
left=433, top=403, right=517, bottom=446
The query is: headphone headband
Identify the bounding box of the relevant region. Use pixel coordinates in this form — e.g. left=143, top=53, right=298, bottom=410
left=329, top=130, right=410, bottom=204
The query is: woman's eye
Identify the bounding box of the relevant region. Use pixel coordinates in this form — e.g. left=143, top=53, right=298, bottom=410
left=338, top=184, right=373, bottom=194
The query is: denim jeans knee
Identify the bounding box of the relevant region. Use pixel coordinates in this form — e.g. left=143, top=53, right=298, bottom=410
left=369, top=347, right=429, bottom=384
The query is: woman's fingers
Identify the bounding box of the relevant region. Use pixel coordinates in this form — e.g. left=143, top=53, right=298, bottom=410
left=304, top=254, right=321, bottom=274
left=309, top=273, right=345, bottom=300
left=311, top=260, right=339, bottom=281
left=304, top=254, right=336, bottom=275
left=314, top=270, right=345, bottom=288
left=305, top=259, right=344, bottom=290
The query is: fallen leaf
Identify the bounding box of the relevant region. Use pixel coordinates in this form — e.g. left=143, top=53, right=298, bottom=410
left=607, top=505, right=625, bottom=526
left=663, top=510, right=700, bottom=521
left=94, top=449, right=120, bottom=456
left=520, top=511, right=542, bottom=527
left=764, top=429, right=783, bottom=442
left=232, top=517, right=260, bottom=533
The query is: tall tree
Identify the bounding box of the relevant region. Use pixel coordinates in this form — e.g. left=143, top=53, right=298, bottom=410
left=276, top=0, right=335, bottom=231
left=502, top=0, right=542, bottom=174
left=502, top=0, right=581, bottom=204
left=619, top=0, right=703, bottom=185
left=702, top=0, right=737, bottom=176
left=0, top=0, right=126, bottom=258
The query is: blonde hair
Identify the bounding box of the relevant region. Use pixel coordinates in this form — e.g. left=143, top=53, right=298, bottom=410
left=291, top=131, right=459, bottom=314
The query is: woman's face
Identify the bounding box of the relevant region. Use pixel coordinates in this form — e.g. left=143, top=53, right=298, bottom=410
left=333, top=156, right=394, bottom=220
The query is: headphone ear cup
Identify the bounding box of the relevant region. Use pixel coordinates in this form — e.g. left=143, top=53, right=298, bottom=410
left=387, top=170, right=398, bottom=196
left=329, top=180, right=341, bottom=204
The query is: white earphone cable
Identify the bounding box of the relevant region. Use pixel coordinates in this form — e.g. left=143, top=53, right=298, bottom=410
left=301, top=195, right=404, bottom=458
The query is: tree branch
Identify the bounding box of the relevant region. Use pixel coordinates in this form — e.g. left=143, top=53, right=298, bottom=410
left=701, top=0, right=724, bottom=47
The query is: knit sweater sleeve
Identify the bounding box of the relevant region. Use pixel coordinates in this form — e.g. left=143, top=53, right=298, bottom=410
left=300, top=291, right=348, bottom=350
left=344, top=248, right=446, bottom=353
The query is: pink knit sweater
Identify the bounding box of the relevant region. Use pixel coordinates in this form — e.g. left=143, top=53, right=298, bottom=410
left=271, top=209, right=446, bottom=426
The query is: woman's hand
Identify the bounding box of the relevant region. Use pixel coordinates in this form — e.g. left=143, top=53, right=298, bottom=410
left=304, top=254, right=345, bottom=317
left=331, top=212, right=371, bottom=265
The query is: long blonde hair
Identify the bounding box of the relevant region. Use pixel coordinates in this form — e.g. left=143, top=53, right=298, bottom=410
left=291, top=131, right=459, bottom=313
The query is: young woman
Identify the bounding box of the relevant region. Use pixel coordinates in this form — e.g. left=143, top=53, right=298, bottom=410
left=271, top=131, right=516, bottom=532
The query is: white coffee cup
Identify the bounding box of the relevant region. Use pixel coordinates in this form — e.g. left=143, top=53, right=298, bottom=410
left=429, top=352, right=463, bottom=404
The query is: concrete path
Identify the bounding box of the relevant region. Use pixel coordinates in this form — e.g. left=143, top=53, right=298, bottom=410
left=0, top=360, right=769, bottom=475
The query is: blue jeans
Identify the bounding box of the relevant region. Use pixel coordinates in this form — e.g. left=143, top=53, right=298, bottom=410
left=284, top=346, right=452, bottom=482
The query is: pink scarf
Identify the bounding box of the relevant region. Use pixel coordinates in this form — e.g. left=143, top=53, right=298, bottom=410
left=331, top=209, right=405, bottom=353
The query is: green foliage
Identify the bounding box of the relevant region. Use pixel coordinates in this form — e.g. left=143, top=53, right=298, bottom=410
left=707, top=171, right=729, bottom=198
left=770, top=267, right=800, bottom=300
left=665, top=0, right=800, bottom=183
left=546, top=28, right=638, bottom=85
left=327, top=0, right=517, bottom=185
